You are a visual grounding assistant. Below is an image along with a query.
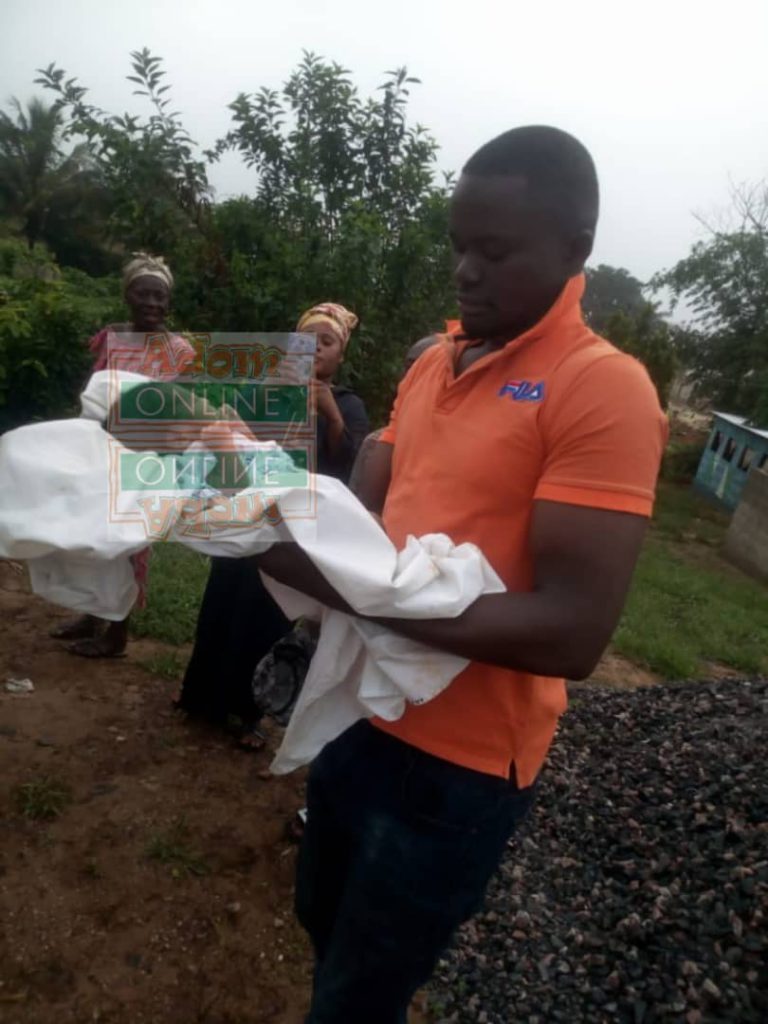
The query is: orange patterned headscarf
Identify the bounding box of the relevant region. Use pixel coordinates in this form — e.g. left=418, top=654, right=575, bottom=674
left=296, top=302, right=359, bottom=352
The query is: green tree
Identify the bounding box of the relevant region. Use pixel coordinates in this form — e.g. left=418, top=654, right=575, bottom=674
left=583, top=263, right=647, bottom=331
left=0, top=97, right=109, bottom=270
left=205, top=53, right=456, bottom=418
left=604, top=302, right=679, bottom=409
left=654, top=183, right=768, bottom=426
left=36, top=49, right=211, bottom=258
left=583, top=264, right=678, bottom=408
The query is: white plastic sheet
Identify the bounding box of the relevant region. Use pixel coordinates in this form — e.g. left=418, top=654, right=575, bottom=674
left=0, top=371, right=505, bottom=770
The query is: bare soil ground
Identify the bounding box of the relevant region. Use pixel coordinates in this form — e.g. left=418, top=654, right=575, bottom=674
left=0, top=562, right=312, bottom=1024
left=0, top=561, right=660, bottom=1024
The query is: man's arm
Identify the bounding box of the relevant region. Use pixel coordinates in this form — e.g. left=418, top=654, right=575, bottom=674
left=349, top=438, right=393, bottom=514
left=378, top=501, right=646, bottom=679
left=254, top=499, right=648, bottom=680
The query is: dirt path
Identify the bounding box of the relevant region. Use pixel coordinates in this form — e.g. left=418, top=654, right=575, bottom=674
left=0, top=563, right=312, bottom=1024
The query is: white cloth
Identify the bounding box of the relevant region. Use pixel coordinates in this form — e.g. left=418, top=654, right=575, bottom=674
left=0, top=371, right=505, bottom=771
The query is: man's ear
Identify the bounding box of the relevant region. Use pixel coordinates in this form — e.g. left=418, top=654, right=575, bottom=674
left=566, top=229, right=594, bottom=274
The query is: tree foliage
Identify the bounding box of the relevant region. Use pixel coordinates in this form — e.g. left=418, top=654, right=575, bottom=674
left=36, top=49, right=211, bottom=257
left=654, top=183, right=768, bottom=425
left=583, top=264, right=647, bottom=332
left=0, top=97, right=109, bottom=271
left=21, top=50, right=456, bottom=423
left=602, top=303, right=678, bottom=409
left=0, top=238, right=121, bottom=431
left=202, top=53, right=455, bottom=416
left=583, top=263, right=678, bottom=408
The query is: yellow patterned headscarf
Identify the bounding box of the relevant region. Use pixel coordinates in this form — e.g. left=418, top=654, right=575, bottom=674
left=296, top=302, right=358, bottom=352
left=122, top=252, right=174, bottom=296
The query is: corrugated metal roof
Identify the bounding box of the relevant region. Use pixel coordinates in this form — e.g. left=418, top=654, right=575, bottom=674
left=712, top=412, right=768, bottom=441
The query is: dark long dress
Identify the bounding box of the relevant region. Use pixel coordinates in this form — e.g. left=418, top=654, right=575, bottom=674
left=177, top=386, right=369, bottom=725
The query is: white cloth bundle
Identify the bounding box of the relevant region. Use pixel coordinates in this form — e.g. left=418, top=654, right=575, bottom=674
left=0, top=371, right=505, bottom=770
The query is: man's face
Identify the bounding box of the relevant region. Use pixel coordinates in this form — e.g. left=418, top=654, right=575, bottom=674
left=449, top=173, right=586, bottom=340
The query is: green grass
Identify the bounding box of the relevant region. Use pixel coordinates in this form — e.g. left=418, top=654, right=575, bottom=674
left=131, top=543, right=210, bottom=646
left=613, top=483, right=768, bottom=678
left=145, top=817, right=209, bottom=879
left=649, top=481, right=730, bottom=546
left=14, top=776, right=72, bottom=820
left=136, top=650, right=187, bottom=681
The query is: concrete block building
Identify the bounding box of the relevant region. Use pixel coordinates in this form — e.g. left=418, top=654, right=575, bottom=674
left=695, top=412, right=768, bottom=511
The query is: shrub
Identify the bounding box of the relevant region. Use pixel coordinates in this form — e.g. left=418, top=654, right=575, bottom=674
left=661, top=441, right=705, bottom=483
left=0, top=240, right=121, bottom=431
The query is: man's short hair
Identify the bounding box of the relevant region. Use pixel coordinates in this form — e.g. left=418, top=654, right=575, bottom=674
left=462, top=126, right=599, bottom=235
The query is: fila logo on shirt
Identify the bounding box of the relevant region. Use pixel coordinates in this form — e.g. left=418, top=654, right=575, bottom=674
left=498, top=380, right=545, bottom=403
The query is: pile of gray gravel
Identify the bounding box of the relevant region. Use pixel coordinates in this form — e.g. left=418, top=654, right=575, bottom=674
left=429, top=679, right=768, bottom=1024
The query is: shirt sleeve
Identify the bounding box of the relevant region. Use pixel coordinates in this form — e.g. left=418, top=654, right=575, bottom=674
left=534, top=352, right=669, bottom=517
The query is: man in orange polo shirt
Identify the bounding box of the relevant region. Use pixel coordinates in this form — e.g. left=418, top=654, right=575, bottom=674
left=257, top=125, right=667, bottom=1023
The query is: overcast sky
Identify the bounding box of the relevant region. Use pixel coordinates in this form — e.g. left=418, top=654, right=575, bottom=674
left=2, top=0, right=767, bottom=287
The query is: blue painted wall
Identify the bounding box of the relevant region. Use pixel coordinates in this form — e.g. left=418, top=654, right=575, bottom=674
left=695, top=415, right=768, bottom=510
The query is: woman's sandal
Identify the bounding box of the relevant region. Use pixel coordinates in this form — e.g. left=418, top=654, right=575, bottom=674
left=172, top=697, right=266, bottom=753
left=234, top=723, right=266, bottom=752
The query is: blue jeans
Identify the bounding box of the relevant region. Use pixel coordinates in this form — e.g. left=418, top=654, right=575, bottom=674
left=295, top=721, right=537, bottom=1023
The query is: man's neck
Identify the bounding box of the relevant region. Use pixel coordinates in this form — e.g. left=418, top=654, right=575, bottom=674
left=476, top=280, right=569, bottom=347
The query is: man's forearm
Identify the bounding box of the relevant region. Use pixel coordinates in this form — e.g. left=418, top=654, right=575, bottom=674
left=254, top=543, right=355, bottom=614
left=375, top=591, right=606, bottom=680
left=253, top=543, right=605, bottom=680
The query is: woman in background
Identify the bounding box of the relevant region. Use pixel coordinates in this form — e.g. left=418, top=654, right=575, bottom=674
left=50, top=253, right=194, bottom=658
left=175, top=302, right=369, bottom=746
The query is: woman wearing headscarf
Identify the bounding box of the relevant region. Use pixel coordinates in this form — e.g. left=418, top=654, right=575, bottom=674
left=295, top=302, right=369, bottom=478
left=49, top=253, right=194, bottom=658
left=175, top=302, right=369, bottom=746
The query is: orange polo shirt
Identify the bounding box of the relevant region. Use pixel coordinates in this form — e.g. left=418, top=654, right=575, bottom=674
left=374, top=274, right=668, bottom=787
